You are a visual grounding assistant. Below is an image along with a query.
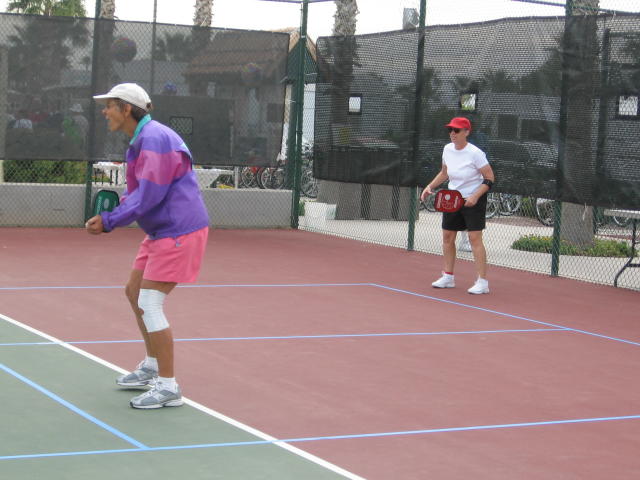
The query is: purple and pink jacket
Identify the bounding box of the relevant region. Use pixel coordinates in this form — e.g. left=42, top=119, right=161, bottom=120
left=101, top=115, right=210, bottom=239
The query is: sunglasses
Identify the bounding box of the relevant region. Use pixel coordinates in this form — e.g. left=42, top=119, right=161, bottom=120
left=447, top=127, right=462, bottom=133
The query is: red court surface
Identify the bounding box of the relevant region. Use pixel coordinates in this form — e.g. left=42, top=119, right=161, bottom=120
left=1, top=227, right=639, bottom=479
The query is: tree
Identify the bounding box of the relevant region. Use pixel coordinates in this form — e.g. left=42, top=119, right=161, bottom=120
left=99, top=0, right=115, bottom=18
left=519, top=36, right=562, bottom=96
left=194, top=0, right=213, bottom=27
left=7, top=7, right=89, bottom=93
left=7, top=0, right=86, bottom=16
left=333, top=0, right=358, bottom=36
left=329, top=0, right=359, bottom=139
left=395, top=68, right=441, bottom=144
left=560, top=0, right=600, bottom=247
left=187, top=0, right=214, bottom=95
left=155, top=32, right=195, bottom=62
left=480, top=70, right=519, bottom=93
left=315, top=0, right=359, bottom=203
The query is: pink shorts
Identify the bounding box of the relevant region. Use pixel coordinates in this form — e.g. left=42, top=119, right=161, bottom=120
left=133, top=227, right=209, bottom=283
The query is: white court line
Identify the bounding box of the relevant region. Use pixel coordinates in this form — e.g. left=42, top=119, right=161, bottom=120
left=0, top=312, right=365, bottom=480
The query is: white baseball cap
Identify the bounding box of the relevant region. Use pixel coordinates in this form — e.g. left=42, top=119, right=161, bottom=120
left=93, top=83, right=151, bottom=111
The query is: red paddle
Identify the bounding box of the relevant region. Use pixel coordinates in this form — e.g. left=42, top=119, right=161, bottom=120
left=433, top=189, right=464, bottom=212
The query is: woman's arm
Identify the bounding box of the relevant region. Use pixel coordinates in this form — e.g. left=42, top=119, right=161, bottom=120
left=465, top=164, right=495, bottom=207
left=420, top=164, right=448, bottom=201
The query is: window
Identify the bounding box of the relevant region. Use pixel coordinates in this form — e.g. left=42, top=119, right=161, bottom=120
left=348, top=95, right=362, bottom=115
left=460, top=92, right=477, bottom=113
left=617, top=95, right=639, bottom=118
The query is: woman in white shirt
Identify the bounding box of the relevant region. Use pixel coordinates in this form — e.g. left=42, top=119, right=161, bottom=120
left=420, top=117, right=495, bottom=294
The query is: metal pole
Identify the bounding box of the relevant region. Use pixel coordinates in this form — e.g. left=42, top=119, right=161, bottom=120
left=150, top=0, right=157, bottom=94
left=407, top=0, right=427, bottom=251
left=290, top=0, right=308, bottom=228
left=551, top=0, right=574, bottom=276
left=84, top=0, right=103, bottom=221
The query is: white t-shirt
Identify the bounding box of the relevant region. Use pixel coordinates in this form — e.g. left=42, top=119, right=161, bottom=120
left=442, top=142, right=489, bottom=197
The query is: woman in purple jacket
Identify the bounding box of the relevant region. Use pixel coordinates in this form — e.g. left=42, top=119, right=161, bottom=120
left=86, top=83, right=209, bottom=409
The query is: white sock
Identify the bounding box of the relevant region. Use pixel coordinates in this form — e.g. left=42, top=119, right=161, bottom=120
left=157, top=376, right=178, bottom=392
left=143, top=356, right=158, bottom=371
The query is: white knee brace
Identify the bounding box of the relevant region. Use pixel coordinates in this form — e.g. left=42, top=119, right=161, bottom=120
left=138, top=289, right=169, bottom=333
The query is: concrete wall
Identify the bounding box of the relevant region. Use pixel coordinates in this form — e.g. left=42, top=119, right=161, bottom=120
left=0, top=183, right=292, bottom=228
left=317, top=180, right=416, bottom=220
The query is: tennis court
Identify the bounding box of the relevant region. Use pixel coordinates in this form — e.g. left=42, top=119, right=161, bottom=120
left=1, top=227, right=639, bottom=479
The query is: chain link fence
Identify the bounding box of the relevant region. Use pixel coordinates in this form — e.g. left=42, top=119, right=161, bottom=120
left=298, top=0, right=640, bottom=290
left=0, top=1, right=639, bottom=290
left=0, top=10, right=295, bottom=228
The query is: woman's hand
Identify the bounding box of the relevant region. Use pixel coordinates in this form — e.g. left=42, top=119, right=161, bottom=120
left=85, top=215, right=104, bottom=235
left=420, top=185, right=435, bottom=202
left=465, top=195, right=478, bottom=207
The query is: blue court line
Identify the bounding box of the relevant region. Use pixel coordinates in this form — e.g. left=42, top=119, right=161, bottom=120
left=3, top=412, right=639, bottom=461
left=0, top=328, right=567, bottom=347
left=2, top=281, right=638, bottom=348
left=371, top=283, right=640, bottom=348
left=0, top=363, right=148, bottom=450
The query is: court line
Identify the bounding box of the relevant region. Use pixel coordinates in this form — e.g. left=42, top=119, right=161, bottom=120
left=0, top=363, right=147, bottom=449
left=2, top=280, right=636, bottom=348
left=0, top=327, right=567, bottom=347
left=0, top=313, right=365, bottom=480
left=371, top=283, right=640, bottom=348
left=0, top=282, right=372, bottom=291
left=3, top=412, right=639, bottom=461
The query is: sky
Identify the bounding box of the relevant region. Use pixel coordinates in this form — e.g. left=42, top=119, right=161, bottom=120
left=0, top=0, right=636, bottom=39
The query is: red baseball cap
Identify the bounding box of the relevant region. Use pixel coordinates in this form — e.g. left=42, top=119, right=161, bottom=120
left=445, top=117, right=471, bottom=131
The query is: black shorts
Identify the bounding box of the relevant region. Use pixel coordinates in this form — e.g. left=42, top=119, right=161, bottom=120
left=441, top=193, right=487, bottom=231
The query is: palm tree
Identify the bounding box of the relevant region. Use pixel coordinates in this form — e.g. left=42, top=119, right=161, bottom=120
left=99, top=0, right=115, bottom=18
left=333, top=0, right=358, bottom=36
left=329, top=0, right=359, bottom=136
left=155, top=32, right=195, bottom=62
left=479, top=70, right=519, bottom=93
left=188, top=0, right=214, bottom=96
left=7, top=0, right=86, bottom=16
left=315, top=0, right=359, bottom=204
left=7, top=5, right=89, bottom=92
left=560, top=0, right=600, bottom=248
left=194, top=0, right=213, bottom=27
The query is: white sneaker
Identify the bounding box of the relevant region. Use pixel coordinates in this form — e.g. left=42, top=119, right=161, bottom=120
left=432, top=274, right=455, bottom=288
left=458, top=232, right=472, bottom=252
left=467, top=278, right=489, bottom=294
left=130, top=384, right=183, bottom=409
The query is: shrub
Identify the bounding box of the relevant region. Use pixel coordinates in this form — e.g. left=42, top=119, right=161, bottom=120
left=4, top=159, right=87, bottom=184
left=512, top=234, right=634, bottom=257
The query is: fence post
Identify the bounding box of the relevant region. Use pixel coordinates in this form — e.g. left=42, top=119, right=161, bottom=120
left=0, top=46, right=7, bottom=183
left=290, top=0, right=309, bottom=228
left=84, top=0, right=104, bottom=222
left=407, top=0, right=427, bottom=251
left=551, top=0, right=576, bottom=276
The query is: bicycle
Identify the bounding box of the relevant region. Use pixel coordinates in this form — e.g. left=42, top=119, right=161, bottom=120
left=533, top=197, right=555, bottom=226
left=486, top=193, right=523, bottom=219
left=261, top=144, right=319, bottom=197
left=239, top=166, right=268, bottom=188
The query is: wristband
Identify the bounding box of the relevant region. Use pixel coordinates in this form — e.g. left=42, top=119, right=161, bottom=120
left=481, top=179, right=494, bottom=190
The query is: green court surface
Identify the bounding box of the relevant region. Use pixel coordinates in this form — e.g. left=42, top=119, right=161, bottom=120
left=0, top=319, right=357, bottom=479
